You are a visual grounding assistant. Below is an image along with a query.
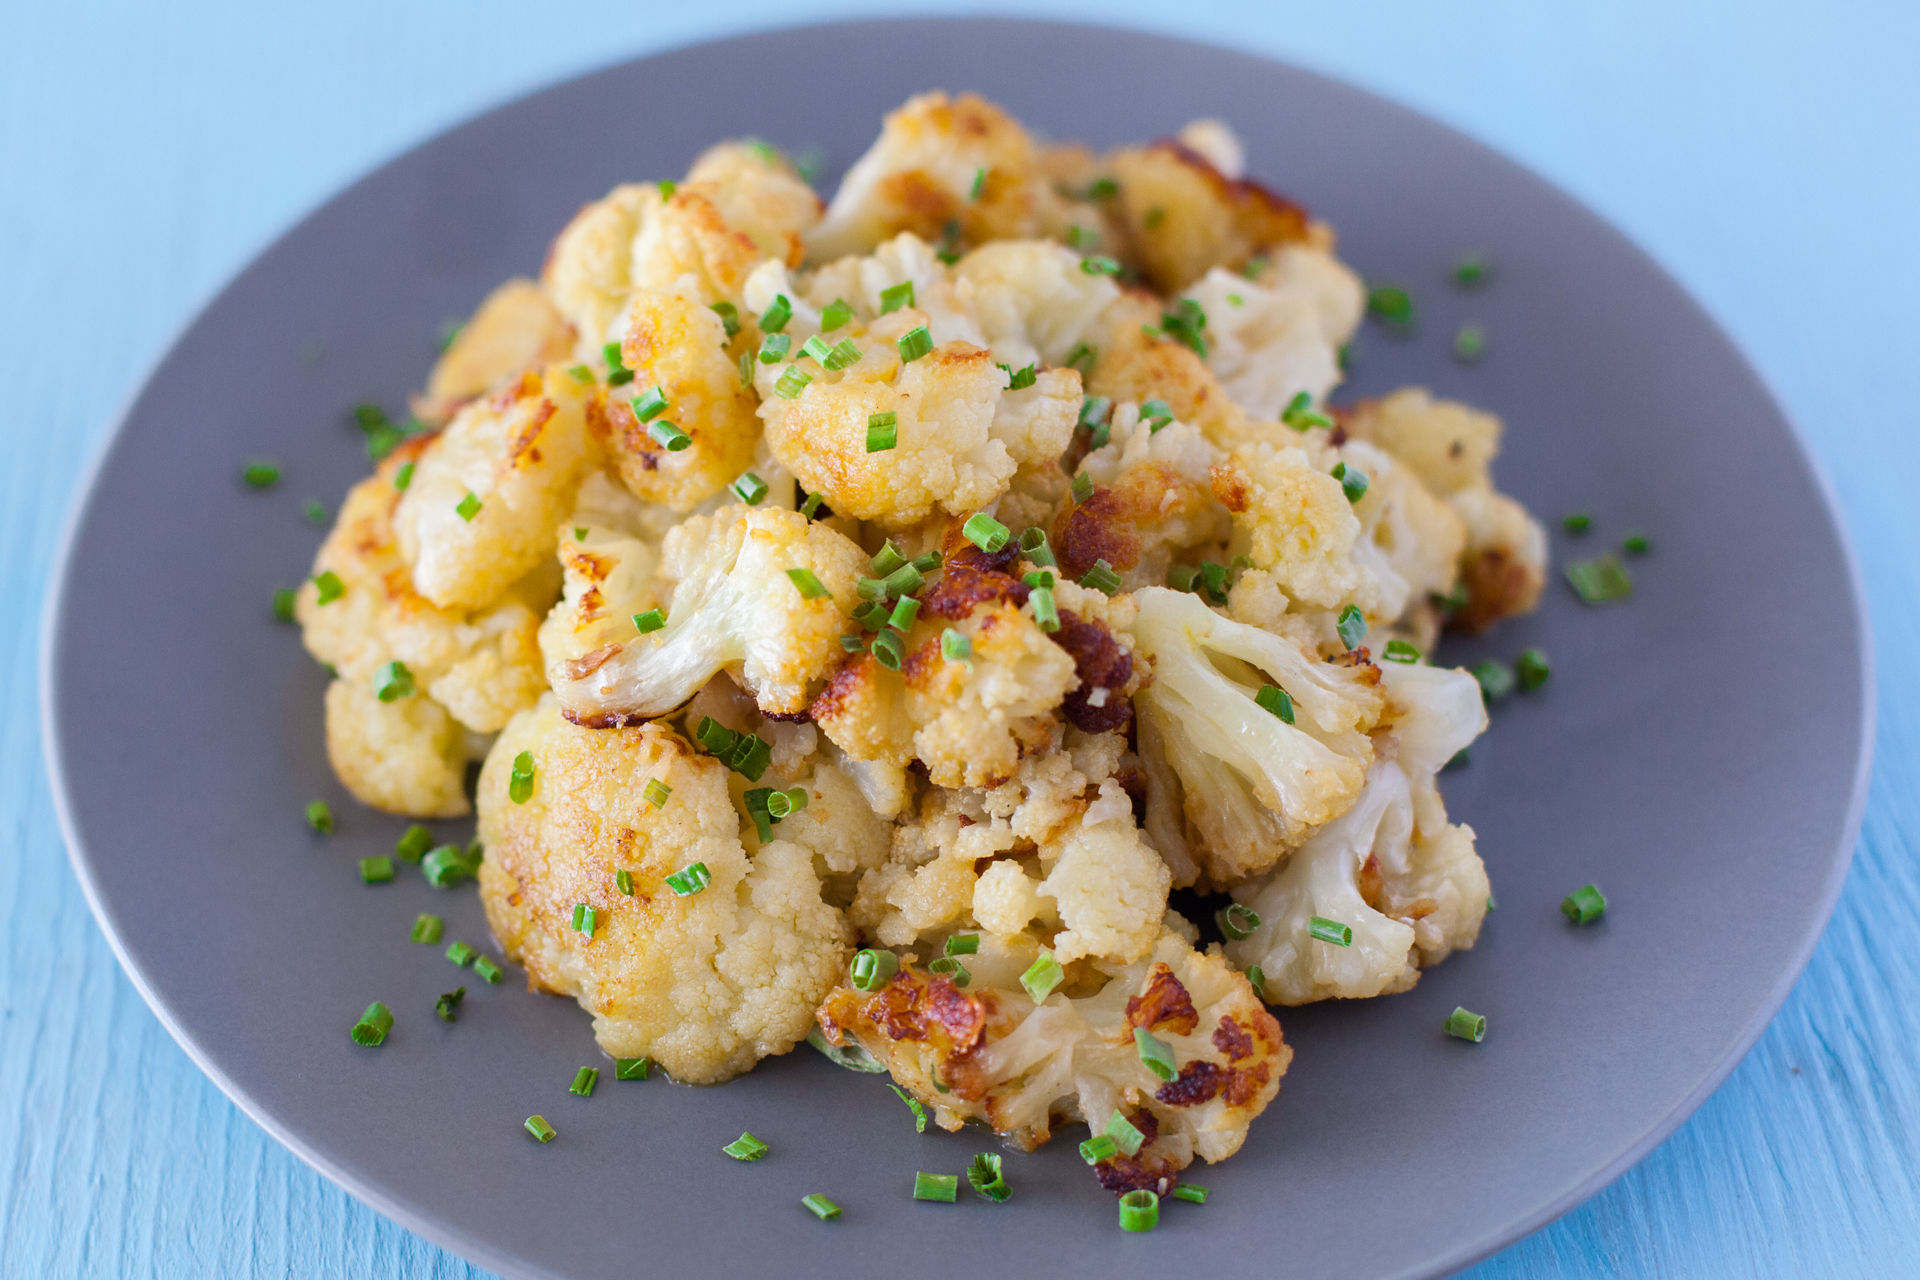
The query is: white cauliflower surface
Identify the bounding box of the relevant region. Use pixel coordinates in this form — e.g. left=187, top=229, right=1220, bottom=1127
left=303, top=93, right=1551, bottom=1199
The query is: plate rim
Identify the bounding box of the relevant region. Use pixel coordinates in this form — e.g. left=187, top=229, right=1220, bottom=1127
left=38, top=17, right=1877, bottom=1279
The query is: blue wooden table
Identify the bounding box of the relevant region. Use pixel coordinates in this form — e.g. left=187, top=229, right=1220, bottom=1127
left=4, top=2, right=1916, bottom=1274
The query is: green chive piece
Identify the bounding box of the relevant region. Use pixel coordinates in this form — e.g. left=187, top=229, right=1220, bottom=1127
left=665, top=861, right=710, bottom=896
left=1030, top=586, right=1060, bottom=633
left=1106, top=1111, right=1146, bottom=1156
left=968, top=165, right=988, bottom=200
left=1282, top=390, right=1335, bottom=432
left=886, top=596, right=920, bottom=632
left=943, top=933, right=980, bottom=957
left=242, top=461, right=281, bottom=489
left=967, top=1152, right=1010, bottom=1202
left=1246, top=964, right=1269, bottom=1001
left=1384, top=639, right=1421, bottom=664
left=1516, top=647, right=1551, bottom=690
left=1622, top=532, right=1651, bottom=555
left=1445, top=1007, right=1487, bottom=1042
left=570, top=1066, right=599, bottom=1097
left=1255, top=684, right=1294, bottom=723
left=1161, top=298, right=1210, bottom=357
left=1168, top=564, right=1201, bottom=593
left=616, top=1057, right=652, bottom=1080
left=395, top=825, right=432, bottom=863
left=1078, top=559, right=1122, bottom=595
left=410, top=913, right=443, bottom=944
left=758, top=332, right=792, bottom=363
left=879, top=281, right=914, bottom=314
left=851, top=948, right=899, bottom=991
left=1368, top=284, right=1414, bottom=327
left=941, top=629, right=973, bottom=664
left=608, top=867, right=631, bottom=897
left=1078, top=396, right=1112, bottom=433
left=710, top=300, right=741, bottom=338
left=1337, top=605, right=1367, bottom=651
left=1021, top=952, right=1064, bottom=1002
left=509, top=750, right=535, bottom=804
left=962, top=513, right=1010, bottom=552
left=739, top=348, right=754, bottom=387
left=456, top=491, right=483, bottom=522
left=1004, top=363, right=1036, bottom=394
left=1331, top=460, right=1370, bottom=503
left=1119, top=1189, right=1160, bottom=1232
left=867, top=623, right=904, bottom=663
left=445, top=941, right=477, bottom=967
left=1218, top=903, right=1261, bottom=940
left=1139, top=397, right=1174, bottom=432
left=573, top=529, right=588, bottom=543
left=1017, top=526, right=1056, bottom=567
left=927, top=956, right=971, bottom=988
left=1562, top=883, right=1608, bottom=924
left=801, top=1194, right=841, bottom=1221
left=1080, top=255, right=1123, bottom=276
left=890, top=1082, right=929, bottom=1132
left=472, top=955, right=503, bottom=984
left=1065, top=224, right=1099, bottom=250
left=1070, top=474, right=1094, bottom=508
left=302, top=500, right=328, bottom=526
left=1173, top=1184, right=1208, bottom=1204
left=438, top=319, right=464, bottom=352
left=730, top=471, right=769, bottom=505
left=881, top=562, right=924, bottom=598
left=632, top=608, right=667, bottom=634
left=525, top=1115, right=556, bottom=1143
left=1133, top=1027, right=1177, bottom=1081
left=866, top=411, right=898, bottom=452
left=422, top=844, right=471, bottom=888
left=1473, top=659, right=1517, bottom=702
left=800, top=334, right=835, bottom=364
left=647, top=420, right=691, bottom=451
left=727, top=734, right=773, bottom=782
left=657, top=179, right=676, bottom=199
left=350, top=1001, right=393, bottom=1046
left=897, top=326, right=933, bottom=362
left=272, top=587, right=298, bottom=623
left=1564, top=512, right=1592, bottom=533
left=1064, top=342, right=1098, bottom=377
left=1454, top=252, right=1489, bottom=288
left=571, top=903, right=596, bottom=936
left=786, top=567, right=832, bottom=600
left=914, top=1172, right=958, bottom=1202
left=312, top=570, right=345, bottom=606
left=742, top=787, right=776, bottom=842
left=434, top=987, right=464, bottom=1022
left=854, top=601, right=889, bottom=632
left=724, top=1132, right=769, bottom=1161
left=567, top=364, right=594, bottom=385
left=358, top=856, right=393, bottom=884
left=1079, top=1135, right=1118, bottom=1164
left=840, top=633, right=863, bottom=652
left=824, top=338, right=863, bottom=370
left=304, top=800, right=334, bottom=834
left=869, top=542, right=906, bottom=577
left=1453, top=323, right=1486, bottom=362
left=759, top=294, right=792, bottom=334
left=1198, top=560, right=1231, bottom=603
left=820, top=298, right=853, bottom=332
left=1308, top=916, right=1352, bottom=946
left=373, top=660, right=414, bottom=703
left=774, top=364, right=812, bottom=399
left=643, top=778, right=672, bottom=809
left=390, top=462, right=416, bottom=496
left=766, top=786, right=809, bottom=819
left=911, top=550, right=941, bottom=573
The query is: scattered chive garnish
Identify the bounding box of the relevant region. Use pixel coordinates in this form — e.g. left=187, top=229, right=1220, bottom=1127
left=1255, top=684, right=1294, bottom=723
left=870, top=543, right=906, bottom=576
left=1160, top=298, right=1210, bottom=357
left=890, top=1083, right=929, bottom=1132
left=758, top=294, right=792, bottom=334
left=786, top=567, right=832, bottom=599
left=766, top=786, right=809, bottom=819
left=1473, top=659, right=1517, bottom=702
left=820, top=298, right=853, bottom=332
left=615, top=868, right=634, bottom=896
left=886, top=596, right=919, bottom=632
left=657, top=179, right=676, bottom=199
left=1169, top=564, right=1201, bottom=593
left=800, top=334, right=835, bottom=364
left=1030, top=586, right=1060, bottom=633
left=969, top=166, right=987, bottom=200
left=472, top=956, right=503, bottom=984
left=927, top=956, right=971, bottom=988
left=242, top=461, right=281, bottom=489
left=1139, top=397, right=1174, bottom=432
left=647, top=420, right=691, bottom=451
left=914, top=1172, right=958, bottom=1202
left=313, top=570, right=345, bottom=606
left=1384, top=639, right=1421, bottom=663
left=1218, top=903, right=1261, bottom=940
left=508, top=750, right=535, bottom=804
left=434, top=988, right=464, bottom=1023
left=1454, top=252, right=1488, bottom=288
left=446, top=941, right=477, bottom=967
left=456, top=492, right=482, bottom=522
left=823, top=339, right=862, bottom=371
left=410, top=913, right=443, bottom=944
left=1563, top=512, right=1592, bottom=533
left=738, top=349, right=753, bottom=387
left=710, top=300, right=741, bottom=338
left=945, top=933, right=979, bottom=956
left=896, top=326, right=933, bottom=363
left=968, top=1152, right=1010, bottom=1202
left=1021, top=952, right=1064, bottom=1002
left=665, top=861, right=709, bottom=896
left=1516, top=647, right=1550, bottom=690
left=941, top=629, right=973, bottom=664
left=851, top=948, right=899, bottom=991
left=1562, top=883, right=1608, bottom=924
left=616, top=1057, right=651, bottom=1080
left=800, top=1194, right=841, bottom=1221
left=1246, top=964, right=1269, bottom=1000
left=567, top=364, right=594, bottom=384
left=881, top=562, right=924, bottom=597
left=1445, top=1007, right=1487, bottom=1042
left=1018, top=526, right=1056, bottom=567
left=302, top=500, right=328, bottom=525
left=571, top=903, right=596, bottom=936
left=840, top=633, right=863, bottom=652
left=774, top=364, right=811, bottom=399
left=569, top=1067, right=599, bottom=1097
left=1134, top=1027, right=1177, bottom=1081
left=1453, top=323, right=1486, bottom=362
left=866, top=411, right=898, bottom=452
left=643, top=778, right=672, bottom=809
left=272, top=587, right=297, bottom=622
left=878, top=281, right=914, bottom=314
left=758, top=332, right=792, bottom=364
left=1282, top=390, right=1334, bottom=432
left=1367, top=284, right=1414, bottom=326
left=910, top=550, right=941, bottom=573
left=358, top=855, right=393, bottom=884
left=724, top=1132, right=769, bottom=1161
left=1079, top=559, right=1122, bottom=595
left=524, top=1115, right=556, bottom=1143
left=1078, top=396, right=1112, bottom=434
left=633, top=608, right=666, bottom=634
left=1331, top=460, right=1370, bottom=503
left=1105, top=1111, right=1146, bottom=1156
left=1172, top=1184, right=1208, bottom=1204
left=743, top=787, right=776, bottom=842
left=1080, top=255, right=1122, bottom=276
left=397, top=827, right=434, bottom=869
left=1079, top=1135, right=1118, bottom=1164
left=1064, top=341, right=1097, bottom=376
left=1337, top=605, right=1367, bottom=651
left=730, top=471, right=769, bottom=505
left=1308, top=916, right=1353, bottom=946
left=1003, top=362, right=1037, bottom=390
left=1622, top=532, right=1650, bottom=555
left=373, top=660, right=414, bottom=703
left=393, top=461, right=415, bottom=490
left=1120, top=1190, right=1160, bottom=1232
left=350, top=1001, right=393, bottom=1046
left=305, top=800, right=334, bottom=834
left=962, top=513, right=1010, bottom=553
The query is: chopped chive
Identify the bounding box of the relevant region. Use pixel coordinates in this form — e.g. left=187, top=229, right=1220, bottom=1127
left=1337, top=605, right=1367, bottom=651
left=1245, top=964, right=1269, bottom=1000
left=1622, top=532, right=1650, bottom=555
left=820, top=298, right=853, bottom=332
left=910, top=550, right=941, bottom=573
left=373, top=661, right=415, bottom=703
left=1172, top=1184, right=1208, bottom=1204
left=840, top=633, right=863, bottom=652
left=353, top=403, right=389, bottom=434
left=313, top=570, right=345, bottom=605
left=886, top=596, right=919, bottom=631
left=1445, top=1007, right=1487, bottom=1042
left=879, top=281, right=914, bottom=314
left=914, top=1172, right=958, bottom=1202
left=743, top=787, right=776, bottom=843
left=800, top=334, right=835, bottom=364
left=1308, top=916, right=1352, bottom=945
left=724, top=1132, right=769, bottom=1161
left=1078, top=396, right=1112, bottom=431
left=1454, top=252, right=1489, bottom=288
left=1562, top=883, right=1608, bottom=924
left=1367, top=284, right=1414, bottom=327
left=1218, top=903, right=1261, bottom=940
left=881, top=563, right=924, bottom=597
left=866, top=411, right=898, bottom=452
left=851, top=948, right=899, bottom=991
left=1079, top=1135, right=1118, bottom=1164
left=968, top=1152, right=1010, bottom=1201
left=1563, top=512, right=1592, bottom=533
left=1516, top=647, right=1551, bottom=690
left=571, top=903, right=596, bottom=937
left=710, top=300, right=741, bottom=338
left=758, top=295, right=792, bottom=334
left=1384, top=639, right=1421, bottom=663
left=1169, top=564, right=1201, bottom=593
left=422, top=844, right=471, bottom=888
left=350, top=1001, right=393, bottom=1046
left=1003, top=362, right=1037, bottom=390
left=630, top=385, right=669, bottom=423
left=643, top=777, right=673, bottom=809
left=647, top=420, right=691, bottom=451
left=358, top=856, right=394, bottom=884
left=757, top=332, right=792, bottom=364
left=272, top=587, right=298, bottom=622
left=968, top=165, right=987, bottom=200
left=1139, top=397, right=1174, bottom=432
left=573, top=527, right=588, bottom=542
left=1242, top=253, right=1269, bottom=279
left=396, top=824, right=433, bottom=863
left=1070, top=472, right=1093, bottom=504
left=410, top=913, right=443, bottom=944
left=1080, top=255, right=1122, bottom=276
left=302, top=499, right=328, bottom=525
left=524, top=1115, right=556, bottom=1143
left=665, top=861, right=710, bottom=896
left=567, top=364, right=594, bottom=384
left=942, top=933, right=980, bottom=957
left=890, top=1082, right=929, bottom=1132
left=870, top=542, right=906, bottom=576
left=472, top=955, right=503, bottom=984
left=446, top=941, right=477, bottom=967
left=1105, top=1111, right=1146, bottom=1156
left=941, top=629, right=972, bottom=664
left=1473, top=659, right=1516, bottom=702
left=1065, top=223, right=1099, bottom=250
left=739, top=349, right=754, bottom=387
left=1160, top=298, right=1210, bottom=357
left=824, top=338, right=863, bottom=370
left=616, top=1057, right=652, bottom=1080
left=1018, top=526, right=1056, bottom=567
left=1196, top=560, right=1230, bottom=603
left=1064, top=341, right=1098, bottom=376
left=927, top=956, right=971, bottom=988
left=1134, top=1027, right=1176, bottom=1081
left=766, top=786, right=809, bottom=819
left=632, top=608, right=666, bottom=634
left=896, top=326, right=933, bottom=362
left=1021, top=951, right=1064, bottom=1002
left=657, top=179, right=676, bottom=199
left=1078, top=559, right=1122, bottom=595
left=1030, top=586, right=1060, bottom=633
left=786, top=567, right=832, bottom=600
left=242, top=460, right=281, bottom=489
left=1120, top=1190, right=1160, bottom=1232
left=615, top=868, right=634, bottom=896
left=1023, top=570, right=1054, bottom=588
left=1254, top=684, right=1294, bottom=723
left=730, top=471, right=769, bottom=505
left=774, top=364, right=812, bottom=399
left=455, top=491, right=482, bottom=522
left=1453, top=323, right=1486, bottom=362
left=304, top=800, right=334, bottom=834
left=1331, top=460, right=1370, bottom=503
left=509, top=750, right=535, bottom=804
left=434, top=987, right=465, bottom=1022
left=726, top=734, right=772, bottom=781
left=963, top=513, right=1010, bottom=553
left=1282, top=390, right=1334, bottom=432
left=438, top=319, right=464, bottom=352
left=570, top=1066, right=599, bottom=1097
left=801, top=1194, right=841, bottom=1221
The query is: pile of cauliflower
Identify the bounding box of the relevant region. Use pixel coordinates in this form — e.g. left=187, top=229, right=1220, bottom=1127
left=297, top=93, right=1546, bottom=1193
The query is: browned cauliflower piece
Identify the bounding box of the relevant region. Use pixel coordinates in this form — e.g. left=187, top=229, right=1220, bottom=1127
left=1332, top=439, right=1468, bottom=648
left=1211, top=439, right=1381, bottom=615
left=1085, top=292, right=1274, bottom=452
left=477, top=695, right=852, bottom=1083
left=418, top=278, right=575, bottom=425
left=1183, top=246, right=1365, bottom=421
left=322, top=677, right=470, bottom=818
left=1052, top=405, right=1230, bottom=592
left=682, top=140, right=823, bottom=267
left=1103, top=139, right=1315, bottom=293
left=536, top=471, right=670, bottom=674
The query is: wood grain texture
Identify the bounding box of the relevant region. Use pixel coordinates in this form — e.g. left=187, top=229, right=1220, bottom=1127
left=2, top=1, right=1915, bottom=1276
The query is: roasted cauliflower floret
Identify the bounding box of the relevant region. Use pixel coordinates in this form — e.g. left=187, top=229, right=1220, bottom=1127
left=419, top=278, right=575, bottom=425
left=1183, top=245, right=1364, bottom=420
left=816, top=928, right=1288, bottom=1185
left=394, top=367, right=596, bottom=611
left=537, top=474, right=667, bottom=674
left=1085, top=292, right=1269, bottom=452
left=683, top=140, right=823, bottom=267
left=1054, top=406, right=1230, bottom=591
left=1334, top=439, right=1467, bottom=642
left=322, top=677, right=470, bottom=818
left=1038, top=793, right=1171, bottom=965
left=1212, top=439, right=1380, bottom=614
left=1131, top=587, right=1385, bottom=884
left=478, top=697, right=852, bottom=1082
left=951, top=239, right=1123, bottom=370
left=549, top=503, right=864, bottom=723
left=1104, top=139, right=1313, bottom=293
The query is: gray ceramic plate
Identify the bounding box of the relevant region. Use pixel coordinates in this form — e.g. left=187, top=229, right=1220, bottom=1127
left=43, top=18, right=1871, bottom=1280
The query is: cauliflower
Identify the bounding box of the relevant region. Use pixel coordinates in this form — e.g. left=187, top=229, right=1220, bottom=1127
left=951, top=239, right=1123, bottom=370
left=1104, top=139, right=1314, bottom=293
left=806, top=92, right=1047, bottom=262
left=550, top=503, right=865, bottom=723
left=1183, top=245, right=1365, bottom=420
left=1053, top=405, right=1230, bottom=591
left=1037, top=789, right=1171, bottom=964
left=816, top=928, right=1288, bottom=1186
left=1211, top=439, right=1380, bottom=613
left=781, top=233, right=986, bottom=350
left=536, top=473, right=667, bottom=674
left=394, top=367, right=597, bottom=611
left=755, top=319, right=1078, bottom=528
left=682, top=140, right=823, bottom=267
left=1085, top=293, right=1272, bottom=452
left=1130, top=587, right=1385, bottom=884
left=478, top=696, right=852, bottom=1082
left=418, top=277, right=575, bottom=425
left=1334, top=439, right=1467, bottom=641
left=543, top=183, right=652, bottom=357
left=322, top=676, right=470, bottom=818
